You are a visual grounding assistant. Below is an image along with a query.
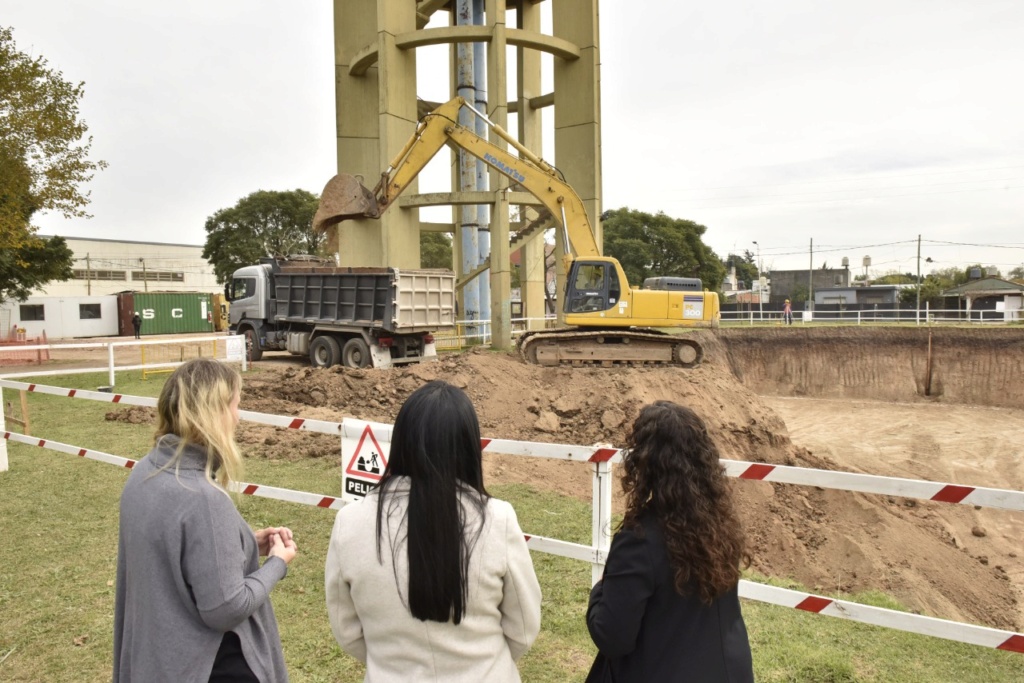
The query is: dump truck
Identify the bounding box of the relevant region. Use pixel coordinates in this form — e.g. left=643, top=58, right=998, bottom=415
left=225, top=257, right=455, bottom=369
left=313, top=96, right=719, bottom=368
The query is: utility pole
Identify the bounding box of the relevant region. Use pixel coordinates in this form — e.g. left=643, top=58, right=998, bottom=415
left=753, top=240, right=762, bottom=321
left=916, top=234, right=921, bottom=325
left=86, top=253, right=92, bottom=296
left=140, top=258, right=149, bottom=293
left=808, top=238, right=814, bottom=317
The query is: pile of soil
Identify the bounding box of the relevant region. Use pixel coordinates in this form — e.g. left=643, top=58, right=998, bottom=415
left=232, top=338, right=1019, bottom=631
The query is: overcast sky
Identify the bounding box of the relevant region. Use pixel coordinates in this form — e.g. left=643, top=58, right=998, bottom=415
left=5, top=0, right=1023, bottom=277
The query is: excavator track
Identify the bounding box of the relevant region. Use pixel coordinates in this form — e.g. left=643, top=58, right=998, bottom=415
left=517, top=328, right=704, bottom=368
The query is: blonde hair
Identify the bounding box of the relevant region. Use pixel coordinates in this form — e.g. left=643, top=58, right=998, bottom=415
left=155, top=358, right=244, bottom=492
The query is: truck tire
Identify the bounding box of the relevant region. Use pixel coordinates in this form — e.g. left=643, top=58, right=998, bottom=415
left=309, top=336, right=341, bottom=368
left=243, top=328, right=263, bottom=362
left=342, top=337, right=371, bottom=369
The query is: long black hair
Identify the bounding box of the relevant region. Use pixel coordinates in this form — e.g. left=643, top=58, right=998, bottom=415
left=622, top=401, right=749, bottom=603
left=375, top=380, right=489, bottom=624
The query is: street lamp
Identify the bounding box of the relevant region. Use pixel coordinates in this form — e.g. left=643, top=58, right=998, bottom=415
left=752, top=241, right=763, bottom=321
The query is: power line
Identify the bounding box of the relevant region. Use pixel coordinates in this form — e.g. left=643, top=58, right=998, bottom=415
left=675, top=184, right=1024, bottom=210
left=674, top=176, right=1024, bottom=202
left=670, top=164, right=1024, bottom=192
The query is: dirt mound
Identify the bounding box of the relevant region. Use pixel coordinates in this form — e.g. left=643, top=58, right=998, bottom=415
left=239, top=345, right=1019, bottom=630
left=105, top=406, right=155, bottom=424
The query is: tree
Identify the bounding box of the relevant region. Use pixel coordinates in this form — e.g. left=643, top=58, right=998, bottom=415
left=722, top=250, right=758, bottom=289
left=874, top=271, right=915, bottom=285
left=420, top=232, right=452, bottom=269
left=1, top=26, right=101, bottom=302
left=601, top=208, right=725, bottom=290
left=202, top=189, right=325, bottom=283
left=0, top=234, right=74, bottom=302
left=1009, top=266, right=1024, bottom=282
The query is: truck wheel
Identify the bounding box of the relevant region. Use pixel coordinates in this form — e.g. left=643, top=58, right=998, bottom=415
left=244, top=328, right=263, bottom=362
left=342, top=337, right=371, bottom=368
left=309, top=336, right=341, bottom=368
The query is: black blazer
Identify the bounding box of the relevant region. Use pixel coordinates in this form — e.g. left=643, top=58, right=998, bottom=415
left=586, top=514, right=754, bottom=682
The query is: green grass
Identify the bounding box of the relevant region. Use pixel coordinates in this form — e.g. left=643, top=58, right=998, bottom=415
left=1, top=369, right=1021, bottom=681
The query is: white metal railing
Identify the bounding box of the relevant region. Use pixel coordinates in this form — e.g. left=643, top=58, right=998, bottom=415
left=719, top=305, right=1020, bottom=326
left=0, top=335, right=247, bottom=385
left=434, top=316, right=557, bottom=350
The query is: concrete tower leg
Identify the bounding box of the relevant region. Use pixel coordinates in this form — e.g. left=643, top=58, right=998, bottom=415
left=553, top=0, right=603, bottom=306
left=332, top=0, right=420, bottom=268
left=516, top=0, right=547, bottom=329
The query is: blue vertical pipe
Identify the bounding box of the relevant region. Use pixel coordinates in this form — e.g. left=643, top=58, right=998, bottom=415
left=456, top=0, right=479, bottom=329
left=473, top=0, right=491, bottom=328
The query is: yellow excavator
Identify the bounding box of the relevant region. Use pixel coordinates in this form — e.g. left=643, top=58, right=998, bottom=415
left=313, top=97, right=719, bottom=367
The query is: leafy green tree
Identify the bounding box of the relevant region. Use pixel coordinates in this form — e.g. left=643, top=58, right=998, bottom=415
left=601, top=208, right=725, bottom=290
left=1, top=26, right=99, bottom=301
left=420, top=232, right=452, bottom=269
left=722, top=251, right=758, bottom=288
left=874, top=271, right=915, bottom=285
left=0, top=234, right=74, bottom=302
left=1009, top=266, right=1024, bottom=282
left=202, top=189, right=324, bottom=283
left=789, top=284, right=810, bottom=304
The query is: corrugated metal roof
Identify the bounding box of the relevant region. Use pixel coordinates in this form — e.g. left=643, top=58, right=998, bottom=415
left=942, top=278, right=1024, bottom=296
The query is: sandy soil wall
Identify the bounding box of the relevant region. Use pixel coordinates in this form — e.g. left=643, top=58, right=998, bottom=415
left=716, top=327, right=1024, bottom=407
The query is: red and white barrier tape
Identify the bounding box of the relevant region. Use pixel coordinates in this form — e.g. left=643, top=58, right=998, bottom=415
left=722, top=460, right=1024, bottom=513
left=0, top=380, right=342, bottom=435
left=2, top=430, right=598, bottom=564
left=3, top=430, right=137, bottom=470
left=5, top=381, right=1024, bottom=511
left=739, top=580, right=1024, bottom=654
left=5, top=430, right=1022, bottom=655
left=341, top=419, right=622, bottom=464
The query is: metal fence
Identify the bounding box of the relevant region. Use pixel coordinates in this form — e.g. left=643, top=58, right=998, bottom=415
left=721, top=306, right=1020, bottom=326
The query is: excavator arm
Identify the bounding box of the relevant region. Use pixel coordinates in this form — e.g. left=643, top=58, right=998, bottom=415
left=313, top=96, right=600, bottom=267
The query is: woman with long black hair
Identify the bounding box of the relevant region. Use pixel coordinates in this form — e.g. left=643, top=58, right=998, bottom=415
left=586, top=401, right=754, bottom=682
left=325, top=380, right=541, bottom=682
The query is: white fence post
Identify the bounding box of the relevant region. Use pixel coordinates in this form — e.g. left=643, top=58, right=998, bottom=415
left=591, top=459, right=613, bottom=585
left=0, top=388, right=7, bottom=472
left=108, top=343, right=116, bottom=387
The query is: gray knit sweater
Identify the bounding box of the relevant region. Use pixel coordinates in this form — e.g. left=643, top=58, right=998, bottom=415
left=113, top=435, right=288, bottom=682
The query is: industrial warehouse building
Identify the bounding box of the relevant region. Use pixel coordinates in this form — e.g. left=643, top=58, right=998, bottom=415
left=1, top=236, right=223, bottom=339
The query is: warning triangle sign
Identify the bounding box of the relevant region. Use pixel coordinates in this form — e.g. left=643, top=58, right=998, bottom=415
left=345, top=424, right=388, bottom=482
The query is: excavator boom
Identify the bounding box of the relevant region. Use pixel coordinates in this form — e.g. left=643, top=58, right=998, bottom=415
left=314, top=96, right=717, bottom=368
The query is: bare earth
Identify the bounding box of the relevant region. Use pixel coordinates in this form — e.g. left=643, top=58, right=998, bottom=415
left=94, top=328, right=1024, bottom=632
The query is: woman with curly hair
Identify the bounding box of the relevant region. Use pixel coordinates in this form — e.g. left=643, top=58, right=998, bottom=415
left=585, top=401, right=754, bottom=682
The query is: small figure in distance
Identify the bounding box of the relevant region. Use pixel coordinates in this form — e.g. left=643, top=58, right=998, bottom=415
left=585, top=401, right=754, bottom=683
left=132, top=311, right=142, bottom=339
left=325, top=380, right=542, bottom=682
left=113, top=358, right=296, bottom=683
left=783, top=298, right=793, bottom=325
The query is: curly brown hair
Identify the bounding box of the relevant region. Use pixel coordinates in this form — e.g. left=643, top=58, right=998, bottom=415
left=621, top=401, right=749, bottom=603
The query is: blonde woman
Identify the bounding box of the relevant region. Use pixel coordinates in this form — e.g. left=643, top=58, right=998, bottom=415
left=113, top=358, right=297, bottom=682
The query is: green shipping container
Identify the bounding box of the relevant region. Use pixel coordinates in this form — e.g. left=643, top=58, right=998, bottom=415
left=133, top=292, right=215, bottom=335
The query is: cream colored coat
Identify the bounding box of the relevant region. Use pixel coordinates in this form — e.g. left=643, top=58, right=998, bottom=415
left=325, top=480, right=542, bottom=682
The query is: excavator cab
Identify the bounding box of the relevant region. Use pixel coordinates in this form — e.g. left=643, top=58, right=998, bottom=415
left=565, top=261, right=622, bottom=314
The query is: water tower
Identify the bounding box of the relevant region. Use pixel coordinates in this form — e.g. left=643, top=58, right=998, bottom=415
left=330, top=0, right=602, bottom=350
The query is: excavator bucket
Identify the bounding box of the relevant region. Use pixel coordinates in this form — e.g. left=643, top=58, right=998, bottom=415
left=313, top=174, right=381, bottom=232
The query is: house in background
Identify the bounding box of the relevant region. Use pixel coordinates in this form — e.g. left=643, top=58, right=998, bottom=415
left=814, top=284, right=913, bottom=307
left=942, top=277, right=1024, bottom=321
left=768, top=267, right=852, bottom=304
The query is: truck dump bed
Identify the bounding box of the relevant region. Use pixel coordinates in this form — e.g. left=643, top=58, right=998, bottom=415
left=273, top=266, right=455, bottom=333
